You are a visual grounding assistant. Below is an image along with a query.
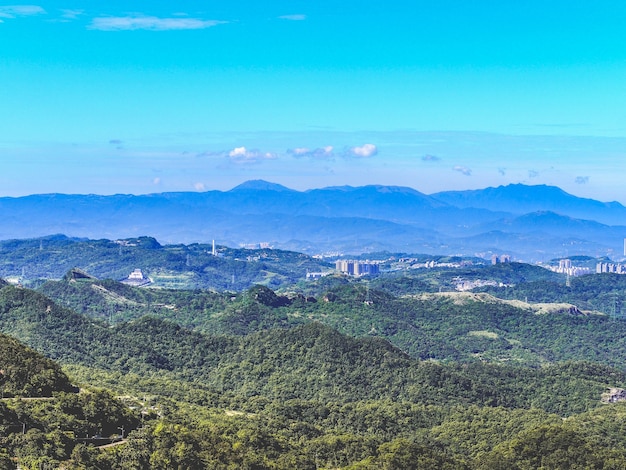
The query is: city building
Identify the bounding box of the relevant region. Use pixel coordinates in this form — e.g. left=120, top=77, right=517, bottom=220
left=597, top=262, right=626, bottom=274
left=491, top=254, right=511, bottom=265
left=335, top=260, right=380, bottom=277
left=545, top=259, right=591, bottom=277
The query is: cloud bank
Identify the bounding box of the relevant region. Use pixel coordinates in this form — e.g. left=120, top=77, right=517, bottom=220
left=0, top=5, right=45, bottom=18
left=347, top=143, right=378, bottom=158
left=90, top=16, right=224, bottom=31
left=454, top=165, right=472, bottom=176
left=279, top=14, right=306, bottom=21
left=60, top=9, right=83, bottom=20
left=228, top=146, right=277, bottom=164
left=288, top=146, right=334, bottom=159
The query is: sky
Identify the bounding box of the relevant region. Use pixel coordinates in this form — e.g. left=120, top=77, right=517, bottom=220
left=2, top=1, right=626, bottom=201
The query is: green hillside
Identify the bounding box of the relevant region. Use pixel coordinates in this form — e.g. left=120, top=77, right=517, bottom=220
left=0, top=332, right=75, bottom=398
left=4, top=261, right=626, bottom=468
left=0, top=235, right=330, bottom=290
left=0, top=333, right=139, bottom=469
left=6, top=284, right=618, bottom=415
left=35, top=276, right=626, bottom=368
left=477, top=271, right=626, bottom=314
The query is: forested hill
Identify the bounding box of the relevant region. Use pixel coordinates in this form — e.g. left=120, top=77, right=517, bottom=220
left=5, top=283, right=626, bottom=467
left=0, top=235, right=330, bottom=290
left=0, top=333, right=140, bottom=468
left=475, top=271, right=626, bottom=312
left=0, top=283, right=624, bottom=416
left=32, top=274, right=626, bottom=368
left=0, top=332, right=75, bottom=397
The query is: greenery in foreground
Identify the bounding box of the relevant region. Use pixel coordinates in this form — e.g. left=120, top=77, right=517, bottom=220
left=3, top=317, right=626, bottom=468
left=4, top=259, right=626, bottom=467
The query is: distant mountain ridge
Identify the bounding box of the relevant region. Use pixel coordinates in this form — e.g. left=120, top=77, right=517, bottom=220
left=433, top=184, right=626, bottom=226
left=0, top=181, right=625, bottom=260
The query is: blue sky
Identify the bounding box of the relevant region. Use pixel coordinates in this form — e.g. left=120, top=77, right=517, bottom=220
left=2, top=1, right=626, bottom=201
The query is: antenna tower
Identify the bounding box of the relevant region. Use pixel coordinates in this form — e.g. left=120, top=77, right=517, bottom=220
left=364, top=282, right=372, bottom=305
left=612, top=294, right=621, bottom=322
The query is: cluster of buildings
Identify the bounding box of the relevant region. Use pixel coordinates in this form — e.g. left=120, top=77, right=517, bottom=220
left=545, top=259, right=591, bottom=277
left=312, top=252, right=343, bottom=260
left=240, top=242, right=272, bottom=250
left=395, top=259, right=473, bottom=270
left=596, top=262, right=626, bottom=274
left=491, top=254, right=511, bottom=265
left=335, top=260, right=380, bottom=276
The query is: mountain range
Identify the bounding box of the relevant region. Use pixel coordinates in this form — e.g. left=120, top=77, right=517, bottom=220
left=1, top=181, right=625, bottom=261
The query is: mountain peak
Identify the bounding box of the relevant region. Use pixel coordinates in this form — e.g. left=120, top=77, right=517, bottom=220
left=230, top=180, right=295, bottom=192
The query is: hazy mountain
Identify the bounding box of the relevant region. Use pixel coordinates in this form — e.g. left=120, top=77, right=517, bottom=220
left=231, top=179, right=296, bottom=192
left=0, top=181, right=625, bottom=259
left=433, top=184, right=626, bottom=225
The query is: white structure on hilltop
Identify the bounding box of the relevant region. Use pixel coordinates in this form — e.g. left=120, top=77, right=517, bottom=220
left=306, top=272, right=330, bottom=280
left=122, top=269, right=151, bottom=286
left=128, top=269, right=145, bottom=280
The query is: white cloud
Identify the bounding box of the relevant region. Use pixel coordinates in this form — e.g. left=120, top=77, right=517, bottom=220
left=422, top=154, right=440, bottom=162
left=60, top=9, right=83, bottom=20
left=348, top=143, right=378, bottom=158
left=89, top=16, right=225, bottom=31
left=0, top=5, right=45, bottom=18
left=279, top=14, right=306, bottom=21
left=288, top=146, right=334, bottom=159
left=453, top=165, right=472, bottom=176
left=228, top=146, right=277, bottom=164
left=153, top=177, right=161, bottom=185
left=194, top=182, right=206, bottom=191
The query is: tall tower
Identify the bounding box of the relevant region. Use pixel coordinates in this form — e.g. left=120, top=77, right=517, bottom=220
left=212, top=240, right=216, bottom=256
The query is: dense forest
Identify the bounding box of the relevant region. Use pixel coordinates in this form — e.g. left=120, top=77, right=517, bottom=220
left=34, top=273, right=626, bottom=367
left=3, top=247, right=626, bottom=468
